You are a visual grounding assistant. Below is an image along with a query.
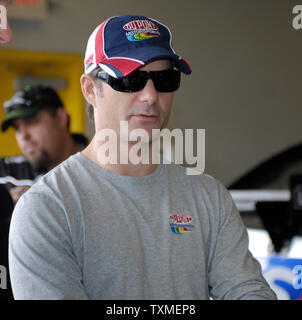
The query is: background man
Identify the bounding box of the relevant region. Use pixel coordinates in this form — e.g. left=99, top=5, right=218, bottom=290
left=0, top=85, right=87, bottom=300
left=1, top=85, right=87, bottom=204
left=9, top=15, right=277, bottom=300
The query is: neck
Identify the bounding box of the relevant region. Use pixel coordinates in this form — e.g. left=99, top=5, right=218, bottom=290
left=82, top=136, right=159, bottom=177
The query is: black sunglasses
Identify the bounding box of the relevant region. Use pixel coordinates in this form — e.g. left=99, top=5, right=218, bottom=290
left=96, top=69, right=181, bottom=93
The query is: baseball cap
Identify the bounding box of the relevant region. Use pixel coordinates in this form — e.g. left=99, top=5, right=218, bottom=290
left=84, top=14, right=192, bottom=78
left=1, top=85, right=63, bottom=132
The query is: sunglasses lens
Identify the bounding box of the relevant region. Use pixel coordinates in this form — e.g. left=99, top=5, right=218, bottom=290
left=153, top=70, right=180, bottom=92
left=99, top=69, right=181, bottom=93
left=122, top=72, right=148, bottom=92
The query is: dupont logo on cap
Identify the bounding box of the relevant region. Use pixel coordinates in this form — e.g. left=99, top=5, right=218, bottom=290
left=123, top=19, right=160, bottom=42
left=83, top=14, right=192, bottom=78
left=123, top=19, right=158, bottom=31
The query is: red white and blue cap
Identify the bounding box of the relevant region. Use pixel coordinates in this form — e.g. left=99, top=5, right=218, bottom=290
left=84, top=15, right=192, bottom=78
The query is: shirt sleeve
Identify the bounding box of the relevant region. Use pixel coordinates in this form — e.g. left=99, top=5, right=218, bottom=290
left=207, top=181, right=278, bottom=300
left=9, top=191, right=89, bottom=300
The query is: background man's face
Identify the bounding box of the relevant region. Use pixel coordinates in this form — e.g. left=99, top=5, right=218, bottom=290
left=0, top=0, right=12, bottom=44
left=93, top=59, right=175, bottom=143
left=12, top=109, right=65, bottom=168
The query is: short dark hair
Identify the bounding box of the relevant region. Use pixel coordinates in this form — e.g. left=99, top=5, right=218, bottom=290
left=86, top=103, right=94, bottom=123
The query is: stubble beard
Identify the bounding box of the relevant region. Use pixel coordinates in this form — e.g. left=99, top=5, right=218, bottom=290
left=27, top=149, right=51, bottom=170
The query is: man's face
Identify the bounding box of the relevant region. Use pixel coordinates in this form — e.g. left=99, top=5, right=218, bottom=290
left=12, top=109, right=64, bottom=168
left=0, top=0, right=12, bottom=44
left=93, top=59, right=175, bottom=143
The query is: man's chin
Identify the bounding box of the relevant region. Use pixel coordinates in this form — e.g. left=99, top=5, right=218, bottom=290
left=26, top=150, right=49, bottom=169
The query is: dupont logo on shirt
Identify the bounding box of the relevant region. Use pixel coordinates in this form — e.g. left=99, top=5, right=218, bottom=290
left=169, top=214, right=195, bottom=235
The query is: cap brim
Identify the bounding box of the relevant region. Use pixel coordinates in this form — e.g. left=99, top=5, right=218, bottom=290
left=99, top=46, right=192, bottom=78
left=1, top=107, right=40, bottom=132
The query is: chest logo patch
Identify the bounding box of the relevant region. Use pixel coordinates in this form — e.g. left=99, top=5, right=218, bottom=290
left=169, top=214, right=195, bottom=234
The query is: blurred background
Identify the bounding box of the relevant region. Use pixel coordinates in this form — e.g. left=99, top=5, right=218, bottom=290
left=1, top=0, right=301, bottom=186
left=1, top=0, right=302, bottom=299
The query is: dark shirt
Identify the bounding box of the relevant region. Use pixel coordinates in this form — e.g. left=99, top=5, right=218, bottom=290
left=0, top=184, right=13, bottom=300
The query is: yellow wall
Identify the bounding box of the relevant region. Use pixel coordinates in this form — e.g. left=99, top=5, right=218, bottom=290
left=0, top=49, right=84, bottom=157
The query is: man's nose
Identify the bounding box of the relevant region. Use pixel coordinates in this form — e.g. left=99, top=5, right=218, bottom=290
left=138, top=79, right=159, bottom=105
left=0, top=19, right=12, bottom=44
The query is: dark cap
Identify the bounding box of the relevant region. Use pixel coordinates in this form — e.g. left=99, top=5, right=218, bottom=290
left=1, top=85, right=63, bottom=132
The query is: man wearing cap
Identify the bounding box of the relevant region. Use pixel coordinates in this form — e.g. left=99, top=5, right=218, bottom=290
left=9, top=15, right=277, bottom=300
left=0, top=85, right=87, bottom=300
left=1, top=85, right=86, bottom=203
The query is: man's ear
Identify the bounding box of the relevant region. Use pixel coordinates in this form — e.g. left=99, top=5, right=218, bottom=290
left=80, top=73, right=97, bottom=107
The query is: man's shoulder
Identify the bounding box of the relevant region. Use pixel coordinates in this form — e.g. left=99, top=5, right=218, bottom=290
left=28, top=153, right=83, bottom=194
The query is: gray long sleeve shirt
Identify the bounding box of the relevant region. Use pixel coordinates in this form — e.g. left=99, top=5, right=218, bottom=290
left=9, top=152, right=277, bottom=300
